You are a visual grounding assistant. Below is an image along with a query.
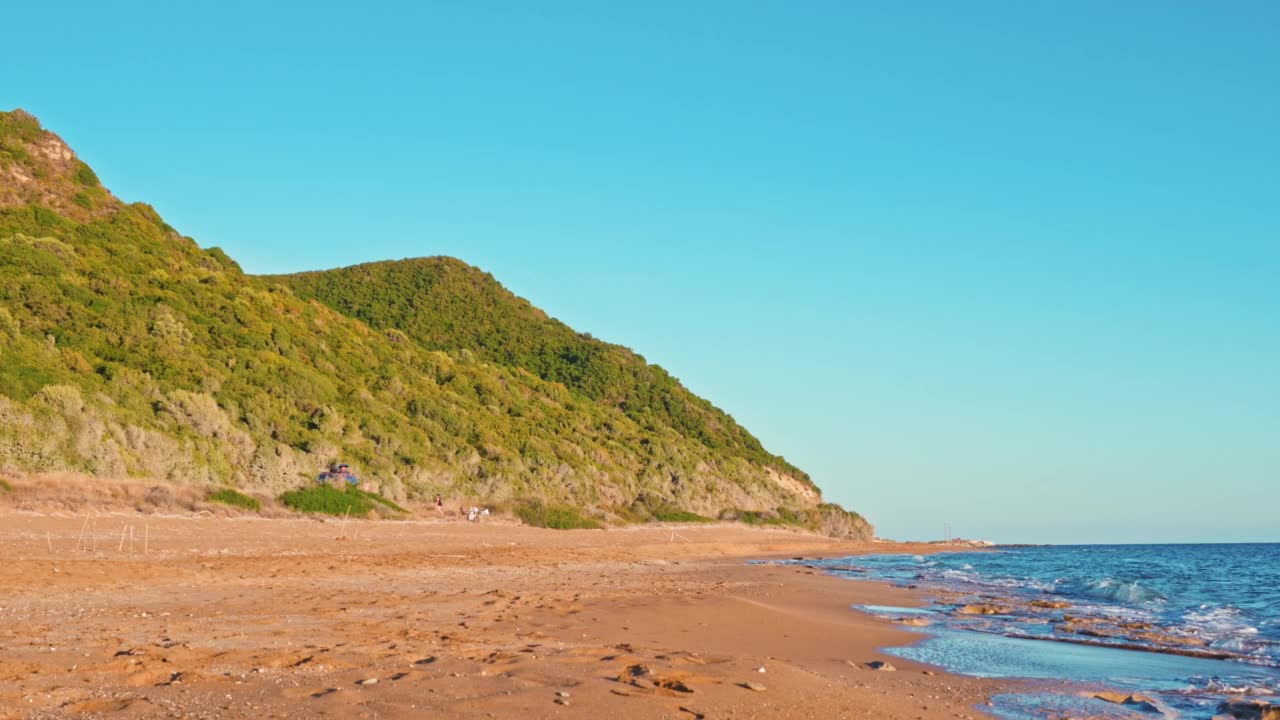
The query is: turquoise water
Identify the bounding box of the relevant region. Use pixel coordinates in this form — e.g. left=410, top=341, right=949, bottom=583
left=793, top=544, right=1280, bottom=719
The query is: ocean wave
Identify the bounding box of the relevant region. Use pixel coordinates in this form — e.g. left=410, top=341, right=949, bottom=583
left=1074, top=578, right=1167, bottom=604
left=926, top=566, right=1058, bottom=595
left=1211, top=637, right=1252, bottom=653
left=1182, top=605, right=1259, bottom=636
left=1194, top=677, right=1279, bottom=696
left=1181, top=606, right=1275, bottom=657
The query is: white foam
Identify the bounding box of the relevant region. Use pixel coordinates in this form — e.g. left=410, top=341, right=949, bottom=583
left=1079, top=578, right=1166, bottom=604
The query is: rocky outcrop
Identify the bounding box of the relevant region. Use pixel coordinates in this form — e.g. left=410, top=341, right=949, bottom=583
left=1217, top=700, right=1280, bottom=720
left=957, top=603, right=1011, bottom=616
left=1091, top=691, right=1165, bottom=715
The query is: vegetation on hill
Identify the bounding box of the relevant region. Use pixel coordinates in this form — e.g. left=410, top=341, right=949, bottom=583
left=208, top=487, right=261, bottom=511
left=0, top=109, right=871, bottom=537
left=279, top=484, right=405, bottom=517
left=272, top=258, right=809, bottom=486
left=650, top=508, right=715, bottom=523
left=514, top=500, right=603, bottom=530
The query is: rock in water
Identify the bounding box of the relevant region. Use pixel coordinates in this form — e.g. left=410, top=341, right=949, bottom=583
left=1217, top=700, right=1280, bottom=720
left=1091, top=691, right=1163, bottom=714
left=958, top=604, right=1011, bottom=616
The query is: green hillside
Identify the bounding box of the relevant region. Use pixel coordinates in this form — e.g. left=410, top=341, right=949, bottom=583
left=0, top=109, right=870, bottom=536
left=270, top=258, right=808, bottom=484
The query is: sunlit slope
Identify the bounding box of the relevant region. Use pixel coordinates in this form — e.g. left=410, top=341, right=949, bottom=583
left=0, top=109, right=869, bottom=535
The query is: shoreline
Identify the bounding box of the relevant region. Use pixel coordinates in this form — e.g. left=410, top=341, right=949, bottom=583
left=816, top=545, right=1280, bottom=720
left=0, top=509, right=1009, bottom=719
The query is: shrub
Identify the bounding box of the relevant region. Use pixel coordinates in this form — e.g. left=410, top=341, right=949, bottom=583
left=74, top=161, right=99, bottom=187
left=0, top=140, right=30, bottom=163
left=0, top=308, right=17, bottom=338
left=207, top=487, right=260, bottom=511
left=651, top=508, right=714, bottom=523
left=0, top=478, right=12, bottom=493
left=35, top=384, right=85, bottom=415
left=609, top=503, right=649, bottom=524
left=515, top=500, right=601, bottom=530
left=281, top=484, right=375, bottom=516
left=164, top=390, right=229, bottom=437
left=363, top=490, right=407, bottom=514
left=776, top=507, right=809, bottom=525
left=738, top=510, right=787, bottom=526
left=812, top=503, right=874, bottom=539
left=724, top=505, right=873, bottom=539
left=279, top=484, right=404, bottom=517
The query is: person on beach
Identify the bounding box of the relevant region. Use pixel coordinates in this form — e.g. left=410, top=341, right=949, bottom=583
left=435, top=494, right=443, bottom=513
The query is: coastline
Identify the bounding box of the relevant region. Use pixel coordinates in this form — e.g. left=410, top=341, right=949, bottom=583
left=817, top=544, right=1280, bottom=720
left=0, top=509, right=1007, bottom=719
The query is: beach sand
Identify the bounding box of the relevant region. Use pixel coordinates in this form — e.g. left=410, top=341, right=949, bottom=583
left=0, top=509, right=1006, bottom=719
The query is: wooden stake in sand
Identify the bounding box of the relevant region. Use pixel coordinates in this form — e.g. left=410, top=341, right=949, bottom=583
left=76, top=516, right=90, bottom=552
left=129, top=524, right=136, bottom=554
left=144, top=523, right=150, bottom=554
left=92, top=519, right=97, bottom=553
left=46, top=531, right=53, bottom=553
left=118, top=523, right=129, bottom=552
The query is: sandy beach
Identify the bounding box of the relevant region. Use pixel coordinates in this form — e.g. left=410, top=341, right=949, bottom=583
left=0, top=503, right=1006, bottom=719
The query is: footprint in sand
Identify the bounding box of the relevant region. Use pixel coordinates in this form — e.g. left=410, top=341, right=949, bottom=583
left=64, top=697, right=150, bottom=714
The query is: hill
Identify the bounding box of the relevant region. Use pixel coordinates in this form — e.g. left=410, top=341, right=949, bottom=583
left=269, top=258, right=807, bottom=483
left=0, top=109, right=869, bottom=535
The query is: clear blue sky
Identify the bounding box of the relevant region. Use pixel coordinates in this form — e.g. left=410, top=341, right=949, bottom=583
left=4, top=1, right=1277, bottom=543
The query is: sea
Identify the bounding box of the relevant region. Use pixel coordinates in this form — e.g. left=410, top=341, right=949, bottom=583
left=788, top=543, right=1280, bottom=719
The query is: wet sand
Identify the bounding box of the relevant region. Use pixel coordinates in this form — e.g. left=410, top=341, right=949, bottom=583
left=0, top=510, right=1005, bottom=718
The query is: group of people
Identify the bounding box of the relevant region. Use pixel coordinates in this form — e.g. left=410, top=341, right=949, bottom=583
left=434, top=494, right=490, bottom=522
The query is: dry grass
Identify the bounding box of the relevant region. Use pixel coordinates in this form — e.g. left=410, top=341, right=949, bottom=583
left=0, top=472, right=293, bottom=517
